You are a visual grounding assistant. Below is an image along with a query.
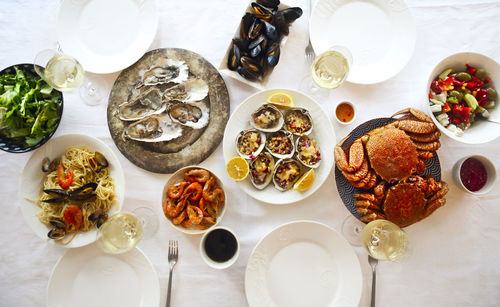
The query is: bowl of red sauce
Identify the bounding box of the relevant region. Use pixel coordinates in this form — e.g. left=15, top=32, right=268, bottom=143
left=335, top=101, right=356, bottom=125
left=453, top=155, right=496, bottom=195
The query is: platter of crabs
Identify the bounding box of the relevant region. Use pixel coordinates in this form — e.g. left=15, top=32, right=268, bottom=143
left=107, top=48, right=230, bottom=173
left=334, top=108, right=450, bottom=228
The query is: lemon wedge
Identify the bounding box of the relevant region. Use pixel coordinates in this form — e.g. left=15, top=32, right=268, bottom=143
left=226, top=156, right=249, bottom=181
left=293, top=169, right=315, bottom=192
left=267, top=92, right=294, bottom=108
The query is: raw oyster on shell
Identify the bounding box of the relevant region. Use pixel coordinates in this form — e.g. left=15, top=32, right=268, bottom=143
left=118, top=87, right=166, bottom=121
left=136, top=59, right=189, bottom=88
left=123, top=113, right=183, bottom=143
left=163, top=78, right=209, bottom=103
left=168, top=100, right=210, bottom=130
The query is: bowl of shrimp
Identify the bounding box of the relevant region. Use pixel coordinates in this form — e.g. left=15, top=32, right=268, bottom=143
left=162, top=166, right=227, bottom=235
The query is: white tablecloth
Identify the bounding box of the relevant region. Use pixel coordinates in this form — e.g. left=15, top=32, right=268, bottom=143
left=1, top=0, right=499, bottom=306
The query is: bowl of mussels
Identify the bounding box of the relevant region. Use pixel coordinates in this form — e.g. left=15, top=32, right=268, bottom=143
left=220, top=0, right=302, bottom=89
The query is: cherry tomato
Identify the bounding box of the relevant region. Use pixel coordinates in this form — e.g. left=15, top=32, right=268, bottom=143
left=63, top=205, right=83, bottom=230
left=57, top=163, right=74, bottom=189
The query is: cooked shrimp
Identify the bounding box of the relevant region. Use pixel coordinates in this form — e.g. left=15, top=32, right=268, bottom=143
left=167, top=181, right=188, bottom=199
left=184, top=169, right=210, bottom=183
left=187, top=205, right=203, bottom=224
left=182, top=182, right=203, bottom=201
left=163, top=197, right=187, bottom=218
left=172, top=209, right=187, bottom=225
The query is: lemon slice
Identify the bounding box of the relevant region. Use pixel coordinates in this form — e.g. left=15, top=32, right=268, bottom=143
left=226, top=157, right=249, bottom=181
left=267, top=92, right=294, bottom=108
left=293, top=169, right=315, bottom=192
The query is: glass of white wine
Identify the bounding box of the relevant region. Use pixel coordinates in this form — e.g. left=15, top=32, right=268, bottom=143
left=34, top=49, right=105, bottom=105
left=361, top=220, right=410, bottom=262
left=96, top=212, right=144, bottom=254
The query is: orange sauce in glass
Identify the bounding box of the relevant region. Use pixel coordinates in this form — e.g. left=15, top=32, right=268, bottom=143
left=336, top=102, right=354, bottom=123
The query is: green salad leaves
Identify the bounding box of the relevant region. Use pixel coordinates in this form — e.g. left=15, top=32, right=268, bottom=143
left=0, top=66, right=62, bottom=146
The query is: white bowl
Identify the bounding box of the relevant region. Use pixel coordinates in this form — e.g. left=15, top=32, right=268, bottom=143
left=334, top=101, right=357, bottom=125
left=452, top=155, right=496, bottom=195
left=19, top=134, right=125, bottom=248
left=161, top=166, right=226, bottom=235
left=200, top=226, right=240, bottom=269
left=425, top=52, right=500, bottom=144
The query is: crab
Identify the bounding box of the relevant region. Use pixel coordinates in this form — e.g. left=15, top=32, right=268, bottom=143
left=354, top=175, right=449, bottom=227
left=335, top=108, right=441, bottom=187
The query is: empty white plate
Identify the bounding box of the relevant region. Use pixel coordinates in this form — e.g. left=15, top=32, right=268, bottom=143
left=310, top=0, right=416, bottom=84
left=47, top=245, right=160, bottom=307
left=57, top=0, right=158, bottom=74
left=245, top=221, right=362, bottom=307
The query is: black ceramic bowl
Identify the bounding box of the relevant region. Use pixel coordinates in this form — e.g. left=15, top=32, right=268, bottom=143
left=0, top=63, right=64, bottom=153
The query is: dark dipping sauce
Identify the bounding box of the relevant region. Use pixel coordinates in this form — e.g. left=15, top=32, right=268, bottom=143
left=460, top=157, right=488, bottom=192
left=204, top=229, right=237, bottom=262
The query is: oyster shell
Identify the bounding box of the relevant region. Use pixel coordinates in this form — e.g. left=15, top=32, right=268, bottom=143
left=118, top=88, right=166, bottom=121
left=272, top=158, right=302, bottom=191
left=163, top=78, right=209, bottom=103
left=168, top=100, right=209, bottom=130
left=265, top=130, right=295, bottom=159
left=249, top=152, right=275, bottom=189
left=250, top=104, right=284, bottom=132
left=123, top=113, right=183, bottom=143
left=236, top=129, right=266, bottom=159
left=295, top=135, right=321, bottom=168
left=284, top=108, right=313, bottom=136
left=136, top=59, right=189, bottom=88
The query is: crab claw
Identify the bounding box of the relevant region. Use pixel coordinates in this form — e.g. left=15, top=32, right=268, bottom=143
left=358, top=210, right=385, bottom=223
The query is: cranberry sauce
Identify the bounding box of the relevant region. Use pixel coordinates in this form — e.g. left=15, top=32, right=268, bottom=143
left=460, top=158, right=488, bottom=192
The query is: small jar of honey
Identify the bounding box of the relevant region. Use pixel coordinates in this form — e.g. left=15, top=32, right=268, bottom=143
left=335, top=101, right=356, bottom=124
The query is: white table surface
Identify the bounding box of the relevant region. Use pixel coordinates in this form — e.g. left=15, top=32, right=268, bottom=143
left=1, top=0, right=500, bottom=306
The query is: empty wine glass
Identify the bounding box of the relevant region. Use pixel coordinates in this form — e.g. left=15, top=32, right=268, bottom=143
left=341, top=214, right=366, bottom=246
left=34, top=49, right=105, bottom=105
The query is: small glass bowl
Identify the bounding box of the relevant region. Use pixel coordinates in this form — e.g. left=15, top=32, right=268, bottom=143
left=453, top=155, right=496, bottom=195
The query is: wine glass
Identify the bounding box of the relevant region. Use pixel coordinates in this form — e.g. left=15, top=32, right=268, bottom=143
left=33, top=49, right=105, bottom=105
left=341, top=214, right=366, bottom=246
left=361, top=220, right=411, bottom=262
left=96, top=211, right=143, bottom=254
left=300, top=45, right=353, bottom=101
left=132, top=206, right=159, bottom=239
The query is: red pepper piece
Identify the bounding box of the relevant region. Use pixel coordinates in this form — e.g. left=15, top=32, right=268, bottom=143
left=431, top=80, right=442, bottom=93
left=57, top=163, right=74, bottom=189
left=442, top=102, right=451, bottom=113
left=466, top=64, right=477, bottom=75
left=452, top=117, right=462, bottom=125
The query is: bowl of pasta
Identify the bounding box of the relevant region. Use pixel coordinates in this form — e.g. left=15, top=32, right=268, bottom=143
left=19, top=134, right=125, bottom=248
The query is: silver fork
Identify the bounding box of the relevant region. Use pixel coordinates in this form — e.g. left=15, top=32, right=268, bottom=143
left=368, top=255, right=378, bottom=307
left=304, top=0, right=315, bottom=64
left=166, top=240, right=178, bottom=307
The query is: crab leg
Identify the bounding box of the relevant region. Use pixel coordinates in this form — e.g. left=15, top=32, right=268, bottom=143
left=395, top=120, right=437, bottom=134
left=424, top=198, right=446, bottom=217
left=342, top=159, right=369, bottom=182
left=392, top=108, right=433, bottom=123
left=354, top=200, right=381, bottom=211
left=414, top=141, right=441, bottom=151
left=365, top=171, right=378, bottom=189
left=418, top=150, right=434, bottom=160
left=428, top=182, right=449, bottom=203
left=351, top=168, right=373, bottom=188
left=359, top=210, right=386, bottom=223
left=334, top=139, right=364, bottom=172
left=407, top=130, right=441, bottom=143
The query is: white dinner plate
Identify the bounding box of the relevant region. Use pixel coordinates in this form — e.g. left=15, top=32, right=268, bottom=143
left=19, top=134, right=125, bottom=248
left=310, top=0, right=416, bottom=84
left=57, top=0, right=158, bottom=74
left=47, top=245, right=160, bottom=307
left=245, top=221, right=362, bottom=307
left=222, top=89, right=335, bottom=205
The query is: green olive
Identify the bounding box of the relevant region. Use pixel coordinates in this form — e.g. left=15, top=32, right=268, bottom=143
left=488, top=88, right=498, bottom=100
left=449, top=90, right=463, bottom=101
left=456, top=72, right=472, bottom=82
left=475, top=68, right=487, bottom=81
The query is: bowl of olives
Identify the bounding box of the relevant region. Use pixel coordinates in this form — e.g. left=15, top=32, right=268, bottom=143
left=426, top=52, right=500, bottom=144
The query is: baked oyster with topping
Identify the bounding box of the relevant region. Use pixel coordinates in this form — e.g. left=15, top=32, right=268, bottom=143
left=265, top=130, right=295, bottom=159
left=250, top=104, right=284, bottom=132
left=236, top=129, right=266, bottom=159
left=272, top=158, right=302, bottom=191
left=296, top=135, right=321, bottom=168
left=284, top=108, right=313, bottom=136
left=249, top=152, right=275, bottom=189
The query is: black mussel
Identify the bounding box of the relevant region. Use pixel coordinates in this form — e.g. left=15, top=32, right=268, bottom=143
left=273, top=13, right=289, bottom=36
left=237, top=66, right=260, bottom=81
left=239, top=13, right=254, bottom=40
left=50, top=219, right=66, bottom=229
left=266, top=42, right=280, bottom=67
left=248, top=18, right=263, bottom=40
left=69, top=182, right=98, bottom=201
left=241, top=56, right=262, bottom=73
left=228, top=42, right=242, bottom=71
left=42, top=189, right=69, bottom=203
left=41, top=157, right=61, bottom=173
left=96, top=214, right=108, bottom=228
left=248, top=34, right=266, bottom=50
left=48, top=228, right=66, bottom=240
left=262, top=20, right=279, bottom=41
left=88, top=209, right=103, bottom=222
left=89, top=152, right=108, bottom=173
left=233, top=38, right=249, bottom=52
left=256, top=0, right=280, bottom=9
left=250, top=44, right=262, bottom=58
left=251, top=2, right=273, bottom=20
left=280, top=7, right=303, bottom=22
